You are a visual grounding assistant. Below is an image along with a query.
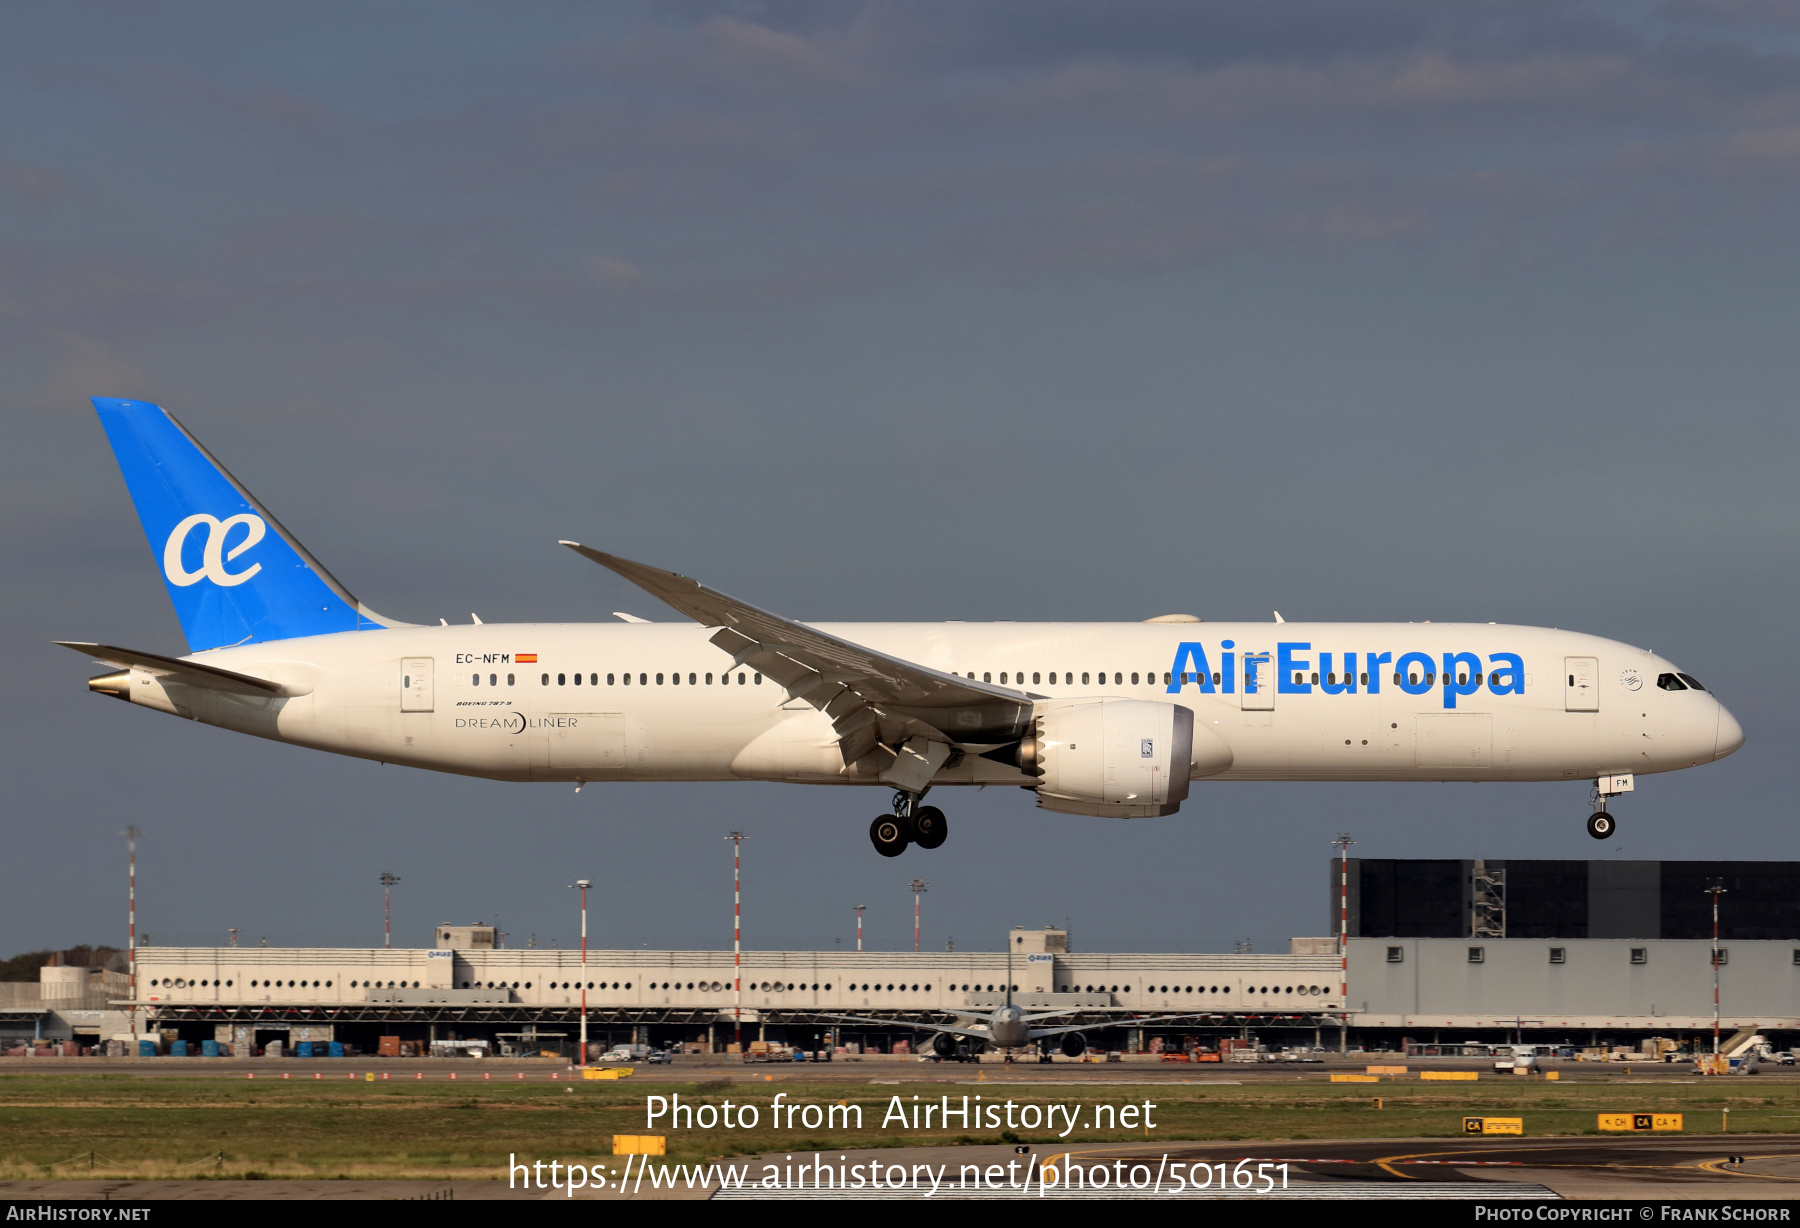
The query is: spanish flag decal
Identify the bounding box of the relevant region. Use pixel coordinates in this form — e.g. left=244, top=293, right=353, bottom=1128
left=516, top=653, right=538, bottom=663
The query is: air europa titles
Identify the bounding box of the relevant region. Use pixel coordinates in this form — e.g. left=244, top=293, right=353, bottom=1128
left=1167, top=641, right=1526, bottom=711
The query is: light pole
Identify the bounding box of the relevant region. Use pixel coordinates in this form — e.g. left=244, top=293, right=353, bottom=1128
left=911, top=880, right=927, bottom=953
left=1707, top=881, right=1727, bottom=1057
left=1335, top=833, right=1355, bottom=1055
left=726, top=832, right=747, bottom=1053
left=122, top=826, right=139, bottom=1038
left=571, top=879, right=592, bottom=1068
left=855, top=904, right=866, bottom=953
left=380, top=872, right=401, bottom=949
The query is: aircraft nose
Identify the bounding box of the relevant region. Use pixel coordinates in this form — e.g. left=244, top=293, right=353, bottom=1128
left=1715, top=703, right=1745, bottom=760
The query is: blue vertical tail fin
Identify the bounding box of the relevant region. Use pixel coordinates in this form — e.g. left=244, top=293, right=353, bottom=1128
left=93, top=398, right=403, bottom=651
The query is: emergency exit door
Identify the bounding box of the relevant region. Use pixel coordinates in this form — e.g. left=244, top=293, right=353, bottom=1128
left=401, top=658, right=434, bottom=712
left=1564, top=656, right=1598, bottom=712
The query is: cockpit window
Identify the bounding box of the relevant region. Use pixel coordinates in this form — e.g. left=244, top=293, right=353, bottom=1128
left=1677, top=673, right=1707, bottom=691
left=1656, top=673, right=1687, bottom=691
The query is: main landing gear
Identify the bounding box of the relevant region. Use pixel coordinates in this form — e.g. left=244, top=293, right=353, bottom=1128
left=869, top=791, right=949, bottom=857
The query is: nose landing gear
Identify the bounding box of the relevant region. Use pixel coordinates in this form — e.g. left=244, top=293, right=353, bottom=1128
left=867, top=791, right=950, bottom=856
left=1587, top=774, right=1631, bottom=840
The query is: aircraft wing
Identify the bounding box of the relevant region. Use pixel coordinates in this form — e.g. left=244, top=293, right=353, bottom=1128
left=1026, top=1011, right=1222, bottom=1041
left=812, top=1012, right=992, bottom=1041
left=560, top=544, right=1034, bottom=783
left=55, top=642, right=294, bottom=697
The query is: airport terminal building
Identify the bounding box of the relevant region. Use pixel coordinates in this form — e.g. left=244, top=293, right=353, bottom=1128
left=7, top=859, right=1797, bottom=1056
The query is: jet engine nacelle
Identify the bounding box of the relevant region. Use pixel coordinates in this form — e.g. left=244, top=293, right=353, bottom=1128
left=932, top=1032, right=959, bottom=1058
left=1059, top=1032, right=1087, bottom=1059
left=1021, top=698, right=1230, bottom=818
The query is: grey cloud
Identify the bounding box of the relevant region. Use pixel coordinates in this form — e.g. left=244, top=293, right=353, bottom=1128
left=674, top=0, right=1643, bottom=72
left=0, top=159, right=70, bottom=208
left=586, top=14, right=878, bottom=97
left=35, top=60, right=334, bottom=131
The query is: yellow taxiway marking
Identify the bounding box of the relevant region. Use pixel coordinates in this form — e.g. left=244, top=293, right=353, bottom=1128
left=1695, top=1154, right=1800, bottom=1181
left=1372, top=1146, right=1721, bottom=1180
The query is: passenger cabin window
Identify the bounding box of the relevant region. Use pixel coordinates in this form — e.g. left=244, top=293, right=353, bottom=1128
left=1081, top=672, right=1090, bottom=685
left=1657, top=673, right=1687, bottom=690
left=557, top=673, right=566, bottom=685
left=472, top=674, right=480, bottom=686
left=507, top=674, right=515, bottom=686
left=573, top=672, right=582, bottom=685
left=1131, top=673, right=1139, bottom=684
left=541, top=673, right=549, bottom=685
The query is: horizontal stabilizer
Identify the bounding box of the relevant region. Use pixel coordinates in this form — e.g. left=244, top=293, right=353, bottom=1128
left=55, top=641, right=301, bottom=697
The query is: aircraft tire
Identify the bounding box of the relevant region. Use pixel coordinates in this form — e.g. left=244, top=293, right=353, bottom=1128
left=1586, top=811, right=1615, bottom=840
left=870, top=814, right=909, bottom=857
left=913, top=805, right=948, bottom=849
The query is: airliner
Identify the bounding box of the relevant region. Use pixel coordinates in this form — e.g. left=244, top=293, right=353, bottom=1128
left=824, top=955, right=1201, bottom=1058
left=65, top=399, right=1743, bottom=855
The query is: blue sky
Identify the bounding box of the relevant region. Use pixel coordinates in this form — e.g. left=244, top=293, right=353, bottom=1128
left=3, top=1, right=1797, bottom=955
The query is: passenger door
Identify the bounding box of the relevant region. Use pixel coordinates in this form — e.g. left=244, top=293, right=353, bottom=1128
left=400, top=658, right=433, bottom=712
left=1564, top=657, right=1599, bottom=712
left=1241, top=651, right=1274, bottom=710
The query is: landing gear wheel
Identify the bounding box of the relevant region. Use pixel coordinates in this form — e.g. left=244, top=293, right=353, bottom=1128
left=913, top=805, right=948, bottom=850
left=870, top=814, right=909, bottom=857
left=1587, top=811, right=1616, bottom=840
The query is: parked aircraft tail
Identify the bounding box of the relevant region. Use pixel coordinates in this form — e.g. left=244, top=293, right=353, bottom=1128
left=92, top=397, right=402, bottom=651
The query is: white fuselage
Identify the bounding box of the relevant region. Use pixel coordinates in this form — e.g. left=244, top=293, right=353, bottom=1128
left=121, top=621, right=1739, bottom=790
